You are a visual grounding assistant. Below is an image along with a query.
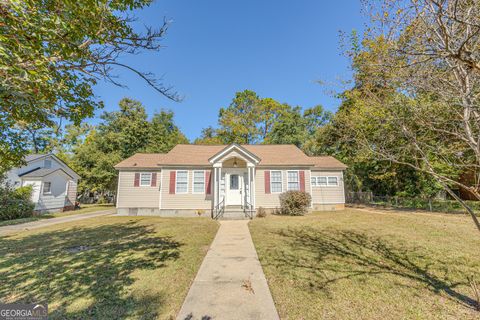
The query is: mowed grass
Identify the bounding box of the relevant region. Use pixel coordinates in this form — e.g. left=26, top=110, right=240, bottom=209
left=0, top=216, right=218, bottom=319
left=0, top=204, right=115, bottom=227
left=249, top=208, right=480, bottom=320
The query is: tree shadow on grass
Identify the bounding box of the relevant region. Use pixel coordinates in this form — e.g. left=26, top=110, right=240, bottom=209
left=0, top=221, right=182, bottom=319
left=272, top=227, right=479, bottom=310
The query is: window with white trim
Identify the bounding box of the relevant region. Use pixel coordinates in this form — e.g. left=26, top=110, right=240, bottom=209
left=312, top=176, right=338, bottom=187
left=176, top=170, right=188, bottom=193
left=317, top=176, right=327, bottom=187
left=311, top=177, right=317, bottom=187
left=270, top=170, right=282, bottom=193
left=140, top=173, right=152, bottom=186
left=193, top=170, right=205, bottom=193
left=328, top=176, right=338, bottom=186
left=43, top=182, right=52, bottom=195
left=287, top=171, right=299, bottom=190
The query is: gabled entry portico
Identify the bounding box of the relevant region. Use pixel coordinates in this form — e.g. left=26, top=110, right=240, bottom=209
left=209, top=144, right=260, bottom=219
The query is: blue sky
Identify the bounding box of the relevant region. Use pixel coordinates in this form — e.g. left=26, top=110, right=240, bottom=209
left=93, top=0, right=364, bottom=141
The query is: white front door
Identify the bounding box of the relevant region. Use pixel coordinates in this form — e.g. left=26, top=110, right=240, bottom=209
left=226, top=172, right=243, bottom=206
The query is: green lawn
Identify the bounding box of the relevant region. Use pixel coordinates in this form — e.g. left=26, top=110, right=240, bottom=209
left=249, top=208, right=480, bottom=320
left=0, top=216, right=218, bottom=319
left=0, top=204, right=115, bottom=227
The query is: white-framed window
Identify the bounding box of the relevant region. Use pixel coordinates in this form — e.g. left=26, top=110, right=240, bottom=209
left=312, top=176, right=338, bottom=187
left=287, top=171, right=299, bottom=190
left=140, top=173, right=152, bottom=186
left=311, top=177, right=317, bottom=187
left=193, top=170, right=205, bottom=193
left=176, top=170, right=188, bottom=193
left=327, top=176, right=338, bottom=186
left=317, top=176, right=327, bottom=187
left=44, top=159, right=52, bottom=168
left=270, top=170, right=282, bottom=193
left=43, top=182, right=52, bottom=195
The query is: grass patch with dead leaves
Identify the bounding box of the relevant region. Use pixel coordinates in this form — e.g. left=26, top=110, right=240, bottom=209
left=250, top=208, right=480, bottom=319
left=0, top=216, right=218, bottom=319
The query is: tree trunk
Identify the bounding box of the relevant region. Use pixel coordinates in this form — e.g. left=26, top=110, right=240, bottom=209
left=443, top=184, right=480, bottom=232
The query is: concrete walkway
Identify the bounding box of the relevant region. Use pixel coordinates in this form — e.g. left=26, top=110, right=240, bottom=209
left=177, top=220, right=279, bottom=320
left=0, top=209, right=115, bottom=236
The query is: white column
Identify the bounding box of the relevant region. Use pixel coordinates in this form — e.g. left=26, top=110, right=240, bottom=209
left=218, top=166, right=222, bottom=203
left=247, top=164, right=255, bottom=209
left=213, top=167, right=217, bottom=209
left=247, top=166, right=251, bottom=207
left=213, top=163, right=222, bottom=208
left=252, top=167, right=256, bottom=209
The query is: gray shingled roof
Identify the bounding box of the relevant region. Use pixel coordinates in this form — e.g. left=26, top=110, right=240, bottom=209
left=24, top=154, right=47, bottom=162
left=19, top=168, right=73, bottom=178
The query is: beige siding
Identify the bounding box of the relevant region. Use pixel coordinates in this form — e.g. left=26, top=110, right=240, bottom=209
left=310, top=170, right=345, bottom=204
left=117, top=170, right=161, bottom=208
left=116, top=167, right=344, bottom=210
left=255, top=168, right=311, bottom=208
left=160, top=168, right=213, bottom=210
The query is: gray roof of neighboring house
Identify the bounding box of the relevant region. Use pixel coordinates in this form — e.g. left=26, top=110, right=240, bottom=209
left=21, top=154, right=80, bottom=179
left=18, top=168, right=74, bottom=179
left=25, top=154, right=48, bottom=162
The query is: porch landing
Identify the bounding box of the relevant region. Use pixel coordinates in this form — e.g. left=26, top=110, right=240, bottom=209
left=176, top=220, right=279, bottom=320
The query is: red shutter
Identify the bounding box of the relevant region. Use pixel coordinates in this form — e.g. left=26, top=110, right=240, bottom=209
left=265, top=171, right=271, bottom=194
left=299, top=170, right=305, bottom=192
left=134, top=173, right=140, bottom=187
left=206, top=170, right=212, bottom=194
left=169, top=171, right=176, bottom=194
left=151, top=172, right=157, bottom=187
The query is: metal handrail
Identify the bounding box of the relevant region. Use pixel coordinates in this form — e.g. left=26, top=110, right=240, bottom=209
left=243, top=200, right=255, bottom=219
left=213, top=198, right=225, bottom=220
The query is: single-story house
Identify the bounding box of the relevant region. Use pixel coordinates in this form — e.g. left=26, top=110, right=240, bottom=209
left=5, top=154, right=80, bottom=213
left=114, top=144, right=347, bottom=219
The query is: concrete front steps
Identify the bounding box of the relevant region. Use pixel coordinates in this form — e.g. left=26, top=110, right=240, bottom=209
left=219, top=206, right=251, bottom=220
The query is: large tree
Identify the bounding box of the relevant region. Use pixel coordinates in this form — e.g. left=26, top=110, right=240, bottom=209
left=314, top=91, right=443, bottom=198
left=144, top=111, right=189, bottom=153
left=264, top=106, right=306, bottom=147
left=0, top=0, right=178, bottom=173
left=71, top=98, right=186, bottom=194
left=338, top=0, right=480, bottom=231
left=194, top=126, right=225, bottom=145
left=267, top=104, right=332, bottom=150
left=197, top=90, right=331, bottom=149
left=217, top=90, right=262, bottom=144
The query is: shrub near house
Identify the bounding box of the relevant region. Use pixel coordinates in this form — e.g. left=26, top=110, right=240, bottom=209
left=279, top=190, right=312, bottom=215
left=0, top=183, right=35, bottom=221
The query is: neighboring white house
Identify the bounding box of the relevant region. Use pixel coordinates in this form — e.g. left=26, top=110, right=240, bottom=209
left=114, top=144, right=347, bottom=219
left=5, top=154, right=80, bottom=213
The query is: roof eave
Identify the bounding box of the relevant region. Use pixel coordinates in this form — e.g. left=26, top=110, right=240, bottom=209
left=208, top=143, right=261, bottom=164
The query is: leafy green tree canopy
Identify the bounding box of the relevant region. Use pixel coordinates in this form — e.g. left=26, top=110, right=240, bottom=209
left=196, top=90, right=331, bottom=149
left=71, top=98, right=187, bottom=194
left=0, top=0, right=177, bottom=173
